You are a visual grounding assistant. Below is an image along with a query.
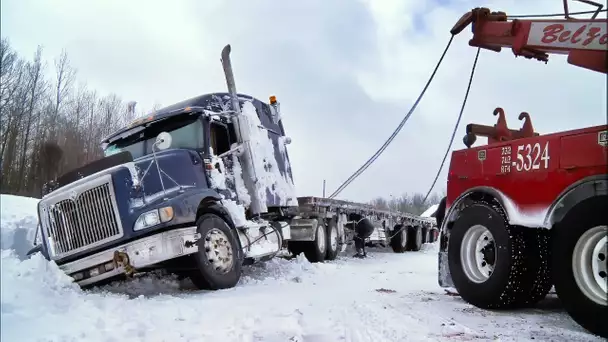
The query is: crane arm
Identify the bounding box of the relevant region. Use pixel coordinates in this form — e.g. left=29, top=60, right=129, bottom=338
left=451, top=7, right=607, bottom=73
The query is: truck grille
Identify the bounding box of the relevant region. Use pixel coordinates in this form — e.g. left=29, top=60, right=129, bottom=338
left=40, top=174, right=123, bottom=259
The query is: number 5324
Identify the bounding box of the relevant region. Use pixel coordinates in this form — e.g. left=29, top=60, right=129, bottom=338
left=515, top=142, right=550, bottom=172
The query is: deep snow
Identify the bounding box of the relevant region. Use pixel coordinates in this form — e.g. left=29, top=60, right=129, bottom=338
left=0, top=194, right=40, bottom=260
left=1, top=196, right=603, bottom=342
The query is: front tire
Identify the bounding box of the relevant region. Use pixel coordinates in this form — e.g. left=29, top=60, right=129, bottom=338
left=448, top=202, right=528, bottom=309
left=552, top=197, right=608, bottom=338
left=189, top=213, right=242, bottom=290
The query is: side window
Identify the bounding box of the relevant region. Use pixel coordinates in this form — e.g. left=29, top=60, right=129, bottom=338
left=210, top=121, right=231, bottom=155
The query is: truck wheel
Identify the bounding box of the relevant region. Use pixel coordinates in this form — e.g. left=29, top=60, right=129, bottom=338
left=390, top=224, right=408, bottom=253
left=448, top=202, right=528, bottom=309
left=552, top=198, right=607, bottom=338
left=517, top=228, right=553, bottom=307
left=421, top=227, right=429, bottom=244
left=301, top=220, right=327, bottom=263
left=431, top=229, right=439, bottom=243
left=407, top=226, right=423, bottom=251
left=325, top=219, right=339, bottom=260
left=189, top=213, right=242, bottom=290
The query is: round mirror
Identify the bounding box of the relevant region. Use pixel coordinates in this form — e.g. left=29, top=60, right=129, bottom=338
left=155, top=132, right=172, bottom=150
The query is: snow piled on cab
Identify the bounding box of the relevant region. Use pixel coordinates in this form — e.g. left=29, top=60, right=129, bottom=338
left=0, top=194, right=40, bottom=260
left=221, top=198, right=248, bottom=228
left=208, top=147, right=228, bottom=190
left=230, top=153, right=251, bottom=206
left=242, top=101, right=298, bottom=208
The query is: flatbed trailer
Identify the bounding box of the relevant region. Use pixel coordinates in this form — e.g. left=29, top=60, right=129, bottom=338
left=288, top=196, right=438, bottom=261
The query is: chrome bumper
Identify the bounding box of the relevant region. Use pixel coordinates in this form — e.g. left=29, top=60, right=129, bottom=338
left=59, top=227, right=200, bottom=287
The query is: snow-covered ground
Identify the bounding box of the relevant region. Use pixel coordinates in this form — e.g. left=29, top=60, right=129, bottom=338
left=1, top=195, right=603, bottom=342
left=0, top=194, right=40, bottom=260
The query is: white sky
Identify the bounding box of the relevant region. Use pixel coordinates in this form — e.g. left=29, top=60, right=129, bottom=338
left=2, top=0, right=606, bottom=203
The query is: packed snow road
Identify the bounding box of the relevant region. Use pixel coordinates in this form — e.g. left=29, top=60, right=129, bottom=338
left=0, top=195, right=603, bottom=342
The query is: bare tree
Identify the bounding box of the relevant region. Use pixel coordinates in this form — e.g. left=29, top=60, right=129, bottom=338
left=0, top=38, right=133, bottom=197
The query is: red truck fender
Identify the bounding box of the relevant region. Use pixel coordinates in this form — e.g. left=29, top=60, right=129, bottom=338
left=544, top=174, right=608, bottom=228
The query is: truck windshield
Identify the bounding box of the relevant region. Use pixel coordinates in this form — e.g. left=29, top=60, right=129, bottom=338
left=104, top=115, right=204, bottom=159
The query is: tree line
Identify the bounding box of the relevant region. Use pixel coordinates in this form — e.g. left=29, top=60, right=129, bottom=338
left=0, top=36, right=447, bottom=211
left=0, top=37, right=148, bottom=198
left=368, top=192, right=445, bottom=216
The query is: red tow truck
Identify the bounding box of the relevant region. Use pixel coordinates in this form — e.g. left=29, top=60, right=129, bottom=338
left=437, top=2, right=607, bottom=338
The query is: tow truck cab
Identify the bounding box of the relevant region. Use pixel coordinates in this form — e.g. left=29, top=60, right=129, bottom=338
left=33, top=92, right=297, bottom=287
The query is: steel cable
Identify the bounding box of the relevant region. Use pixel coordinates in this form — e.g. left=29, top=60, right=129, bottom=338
left=422, top=48, right=481, bottom=204
left=328, top=35, right=456, bottom=199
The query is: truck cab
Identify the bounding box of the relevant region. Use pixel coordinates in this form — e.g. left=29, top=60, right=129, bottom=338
left=32, top=46, right=298, bottom=290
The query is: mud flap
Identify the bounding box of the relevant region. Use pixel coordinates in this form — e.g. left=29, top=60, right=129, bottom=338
left=438, top=250, right=455, bottom=288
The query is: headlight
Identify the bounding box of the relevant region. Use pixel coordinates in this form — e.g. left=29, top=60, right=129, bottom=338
left=134, top=206, right=174, bottom=231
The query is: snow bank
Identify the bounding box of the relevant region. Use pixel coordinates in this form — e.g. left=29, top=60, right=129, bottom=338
left=1, top=194, right=601, bottom=342
left=0, top=194, right=40, bottom=260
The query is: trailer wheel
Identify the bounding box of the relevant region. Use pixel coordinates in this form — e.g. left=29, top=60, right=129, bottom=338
left=448, top=202, right=528, bottom=309
left=189, top=213, right=242, bottom=290
left=300, top=220, right=327, bottom=263
left=325, top=219, right=340, bottom=260
left=390, top=224, right=408, bottom=253
left=552, top=197, right=608, bottom=338
left=431, top=229, right=439, bottom=243
left=407, top=226, right=423, bottom=251
left=421, top=227, right=429, bottom=244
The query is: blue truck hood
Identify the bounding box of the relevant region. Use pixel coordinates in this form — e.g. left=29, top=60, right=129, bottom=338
left=127, top=149, right=206, bottom=209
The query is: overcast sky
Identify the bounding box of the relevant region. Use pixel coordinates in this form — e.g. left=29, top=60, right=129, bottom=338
left=2, top=0, right=606, bottom=203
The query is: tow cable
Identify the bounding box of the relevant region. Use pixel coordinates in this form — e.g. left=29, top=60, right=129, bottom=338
left=382, top=47, right=481, bottom=241
left=113, top=251, right=136, bottom=277
left=422, top=47, right=481, bottom=203
left=327, top=35, right=456, bottom=200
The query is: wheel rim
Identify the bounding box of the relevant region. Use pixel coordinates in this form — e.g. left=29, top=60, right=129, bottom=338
left=572, top=225, right=607, bottom=306
left=416, top=228, right=422, bottom=246
left=204, top=228, right=234, bottom=274
left=330, top=225, right=338, bottom=251
left=401, top=228, right=407, bottom=247
left=460, top=224, right=496, bottom=283
left=317, top=224, right=326, bottom=252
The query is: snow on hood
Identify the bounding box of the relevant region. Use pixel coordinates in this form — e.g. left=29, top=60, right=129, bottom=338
left=1, top=194, right=40, bottom=260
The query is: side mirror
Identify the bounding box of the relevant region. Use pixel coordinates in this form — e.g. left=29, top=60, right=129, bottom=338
left=463, top=132, right=477, bottom=148
left=155, top=132, right=172, bottom=151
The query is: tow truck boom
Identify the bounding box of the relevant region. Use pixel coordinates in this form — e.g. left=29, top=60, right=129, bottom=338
left=450, top=4, right=607, bottom=73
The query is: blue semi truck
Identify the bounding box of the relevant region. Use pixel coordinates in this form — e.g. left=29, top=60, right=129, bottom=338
left=29, top=45, right=437, bottom=290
